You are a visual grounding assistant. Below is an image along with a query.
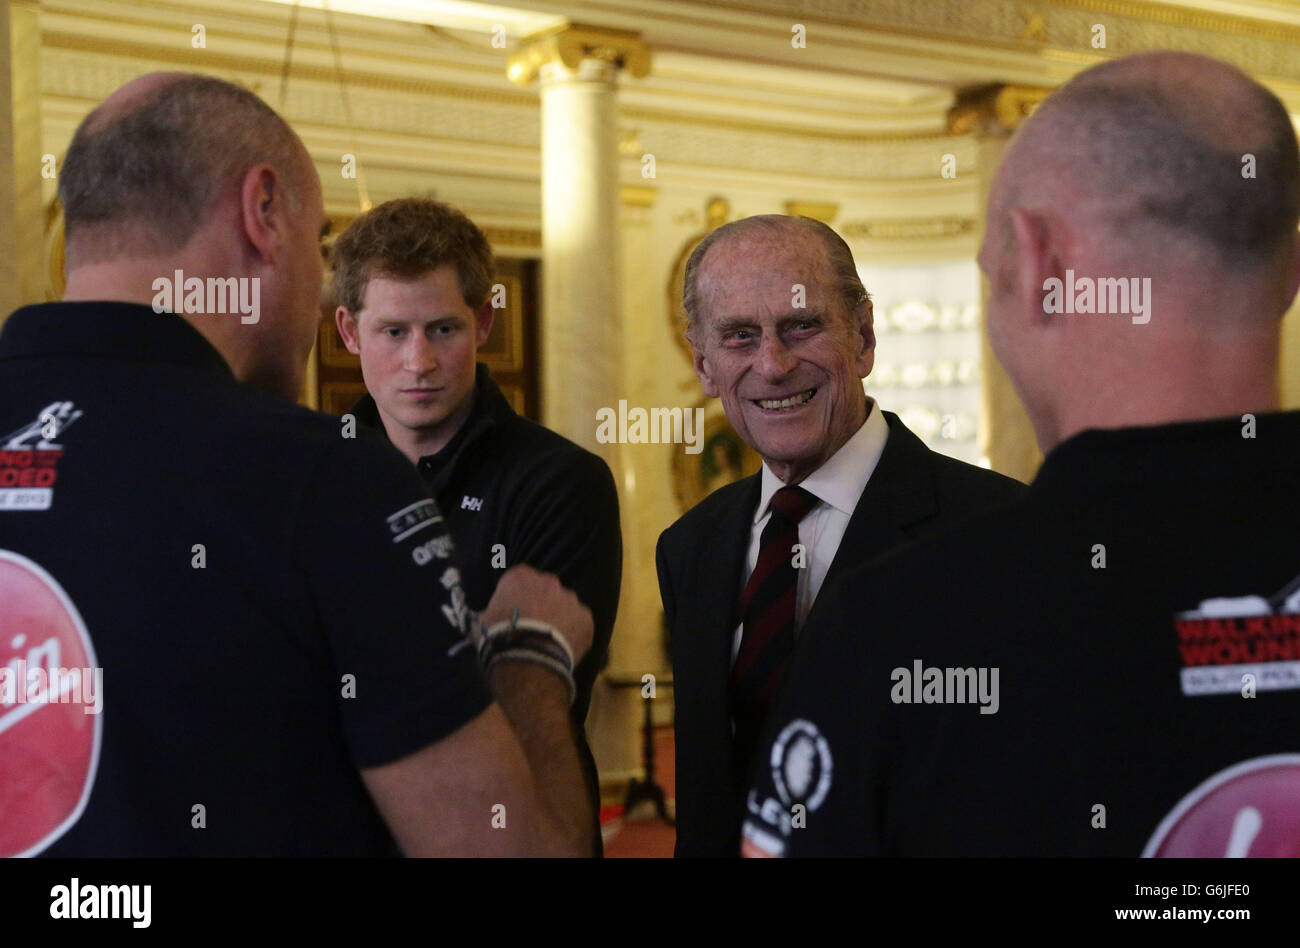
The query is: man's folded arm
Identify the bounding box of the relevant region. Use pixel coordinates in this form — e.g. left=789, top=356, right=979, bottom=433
left=300, top=438, right=594, bottom=856
left=362, top=667, right=590, bottom=857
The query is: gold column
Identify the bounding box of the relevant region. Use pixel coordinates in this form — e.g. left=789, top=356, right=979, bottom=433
left=508, top=26, right=652, bottom=784
left=949, top=84, right=1051, bottom=484
left=0, top=0, right=43, bottom=328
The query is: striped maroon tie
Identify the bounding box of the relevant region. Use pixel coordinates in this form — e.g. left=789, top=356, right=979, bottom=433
left=730, top=484, right=819, bottom=783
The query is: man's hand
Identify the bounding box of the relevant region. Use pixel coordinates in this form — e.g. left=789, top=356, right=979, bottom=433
left=481, top=564, right=594, bottom=664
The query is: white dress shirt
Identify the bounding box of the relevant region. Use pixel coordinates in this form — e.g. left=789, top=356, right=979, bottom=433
left=730, top=399, right=890, bottom=665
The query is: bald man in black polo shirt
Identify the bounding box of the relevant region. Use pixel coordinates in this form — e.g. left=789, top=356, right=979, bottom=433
left=0, top=72, right=593, bottom=857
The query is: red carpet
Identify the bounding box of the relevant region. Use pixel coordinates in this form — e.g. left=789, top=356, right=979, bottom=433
left=600, top=725, right=676, bottom=857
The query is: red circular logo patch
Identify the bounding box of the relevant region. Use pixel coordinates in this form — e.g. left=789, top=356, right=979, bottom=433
left=0, top=550, right=100, bottom=857
left=1144, top=755, right=1300, bottom=857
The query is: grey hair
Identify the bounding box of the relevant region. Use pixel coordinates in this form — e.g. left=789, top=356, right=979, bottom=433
left=681, top=215, right=871, bottom=341
left=60, top=74, right=304, bottom=258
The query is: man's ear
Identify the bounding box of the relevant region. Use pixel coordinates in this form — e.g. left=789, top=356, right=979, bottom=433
left=1008, top=206, right=1062, bottom=328
left=852, top=300, right=875, bottom=378
left=336, top=306, right=362, bottom=355
left=690, top=335, right=721, bottom=398
left=240, top=164, right=287, bottom=264
left=1283, top=229, right=1300, bottom=315
left=474, top=300, right=495, bottom=347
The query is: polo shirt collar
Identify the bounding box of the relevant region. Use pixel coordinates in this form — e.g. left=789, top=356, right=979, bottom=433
left=1033, top=410, right=1300, bottom=496
left=0, top=301, right=234, bottom=377
left=350, top=362, right=512, bottom=469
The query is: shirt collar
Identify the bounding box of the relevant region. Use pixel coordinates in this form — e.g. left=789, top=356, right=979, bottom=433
left=1032, top=410, right=1300, bottom=496
left=753, top=398, right=890, bottom=523
left=349, top=363, right=515, bottom=491
left=0, top=301, right=233, bottom=377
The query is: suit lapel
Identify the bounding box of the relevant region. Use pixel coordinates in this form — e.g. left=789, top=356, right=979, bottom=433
left=702, top=473, right=760, bottom=674
left=815, top=411, right=939, bottom=612
left=684, top=473, right=759, bottom=764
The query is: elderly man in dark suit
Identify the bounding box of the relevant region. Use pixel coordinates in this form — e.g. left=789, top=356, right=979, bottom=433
left=657, top=214, right=1025, bottom=857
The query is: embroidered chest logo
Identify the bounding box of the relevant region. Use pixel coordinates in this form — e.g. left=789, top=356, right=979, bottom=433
left=1174, top=571, right=1300, bottom=697
left=461, top=496, right=483, bottom=512
left=0, top=402, right=83, bottom=512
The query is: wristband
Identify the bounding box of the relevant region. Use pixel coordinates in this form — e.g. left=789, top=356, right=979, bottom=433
left=479, top=608, right=577, bottom=705
left=481, top=611, right=575, bottom=672
left=485, top=649, right=577, bottom=706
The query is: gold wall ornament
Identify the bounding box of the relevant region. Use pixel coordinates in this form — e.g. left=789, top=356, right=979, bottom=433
left=705, top=197, right=729, bottom=230
left=839, top=217, right=976, bottom=240
left=481, top=227, right=542, bottom=250
left=670, top=397, right=762, bottom=513
left=618, top=128, right=643, bottom=156
left=507, top=23, right=651, bottom=87
left=948, top=83, right=1052, bottom=137
left=621, top=185, right=658, bottom=208
left=783, top=201, right=839, bottom=223
left=667, top=197, right=731, bottom=365
left=1016, top=5, right=1048, bottom=43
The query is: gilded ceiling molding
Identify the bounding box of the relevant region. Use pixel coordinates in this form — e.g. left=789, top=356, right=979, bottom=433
left=947, top=84, right=1053, bottom=137
left=506, top=23, right=651, bottom=87
left=705, top=0, right=1300, bottom=44
left=632, top=117, right=978, bottom=180
left=699, top=0, right=1300, bottom=84
left=784, top=201, right=839, bottom=223
left=42, top=46, right=542, bottom=146
left=41, top=32, right=534, bottom=108
left=482, top=227, right=542, bottom=250
left=40, top=48, right=978, bottom=182
left=324, top=212, right=540, bottom=251
left=839, top=217, right=976, bottom=240
left=620, top=105, right=953, bottom=143
left=1056, top=0, right=1300, bottom=41
left=41, top=44, right=952, bottom=152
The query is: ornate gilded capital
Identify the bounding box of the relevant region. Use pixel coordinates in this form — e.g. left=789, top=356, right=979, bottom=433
left=507, top=23, right=651, bottom=87
left=948, top=83, right=1053, bottom=137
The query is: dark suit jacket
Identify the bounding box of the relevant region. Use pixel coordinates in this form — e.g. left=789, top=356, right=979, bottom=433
left=657, top=409, right=1026, bottom=857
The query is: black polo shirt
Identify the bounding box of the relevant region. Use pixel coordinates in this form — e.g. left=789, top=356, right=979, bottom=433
left=744, top=412, right=1300, bottom=857
left=0, top=302, right=491, bottom=857
left=349, top=364, right=621, bottom=728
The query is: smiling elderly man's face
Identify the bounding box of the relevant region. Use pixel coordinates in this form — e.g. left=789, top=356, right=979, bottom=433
left=690, top=228, right=875, bottom=485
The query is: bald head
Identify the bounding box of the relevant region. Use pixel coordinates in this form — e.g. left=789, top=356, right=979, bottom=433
left=992, top=52, right=1299, bottom=274
left=981, top=52, right=1300, bottom=452
left=60, top=72, right=308, bottom=264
